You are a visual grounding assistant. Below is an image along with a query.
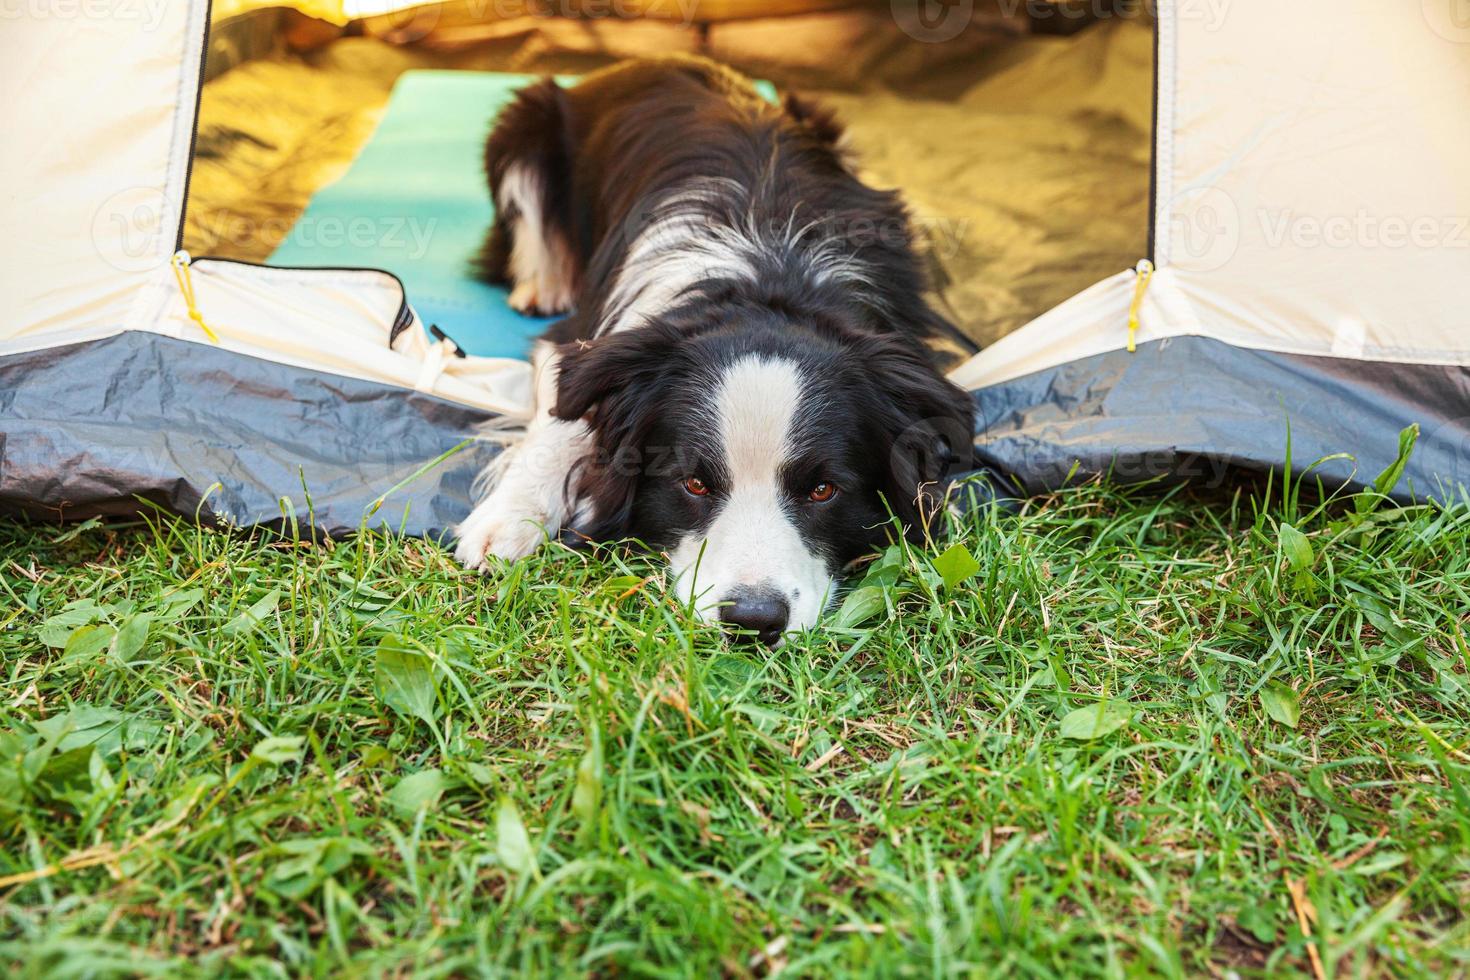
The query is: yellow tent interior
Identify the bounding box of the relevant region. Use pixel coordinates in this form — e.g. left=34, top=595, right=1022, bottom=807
left=188, top=1, right=1154, bottom=353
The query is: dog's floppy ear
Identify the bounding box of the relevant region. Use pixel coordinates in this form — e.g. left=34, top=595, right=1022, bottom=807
left=552, top=324, right=684, bottom=539
left=858, top=335, right=975, bottom=539
left=552, top=321, right=683, bottom=422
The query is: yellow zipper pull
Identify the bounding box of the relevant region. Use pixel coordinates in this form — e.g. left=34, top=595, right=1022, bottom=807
left=170, top=250, right=221, bottom=343
left=1126, top=258, right=1154, bottom=353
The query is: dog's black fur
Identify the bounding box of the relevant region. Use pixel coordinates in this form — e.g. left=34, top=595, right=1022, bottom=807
left=470, top=56, right=974, bottom=601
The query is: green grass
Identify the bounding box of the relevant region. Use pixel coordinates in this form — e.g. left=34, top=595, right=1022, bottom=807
left=2, top=471, right=1468, bottom=977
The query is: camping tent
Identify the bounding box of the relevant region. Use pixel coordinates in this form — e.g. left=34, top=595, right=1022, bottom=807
left=953, top=1, right=1470, bottom=504
left=2, top=1, right=1467, bottom=541
left=1, top=0, right=529, bottom=537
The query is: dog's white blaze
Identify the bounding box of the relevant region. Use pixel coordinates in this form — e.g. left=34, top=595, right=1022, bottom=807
left=669, top=355, right=836, bottom=634
left=500, top=163, right=576, bottom=315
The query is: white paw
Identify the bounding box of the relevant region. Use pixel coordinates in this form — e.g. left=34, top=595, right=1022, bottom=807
left=454, top=416, right=590, bottom=571
left=453, top=498, right=552, bottom=570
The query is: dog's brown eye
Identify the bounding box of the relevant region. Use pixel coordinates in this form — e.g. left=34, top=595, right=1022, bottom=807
left=684, top=477, right=709, bottom=497
left=809, top=482, right=838, bottom=502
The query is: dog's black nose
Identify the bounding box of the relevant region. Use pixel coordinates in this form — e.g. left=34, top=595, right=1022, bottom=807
left=719, top=593, right=790, bottom=645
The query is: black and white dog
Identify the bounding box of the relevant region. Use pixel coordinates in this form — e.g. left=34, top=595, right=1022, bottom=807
left=454, top=56, right=974, bottom=643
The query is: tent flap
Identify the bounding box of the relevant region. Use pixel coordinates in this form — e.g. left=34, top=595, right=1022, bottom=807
left=0, top=1, right=207, bottom=342
left=951, top=0, right=1470, bottom=501
left=971, top=336, right=1470, bottom=505
left=0, top=332, right=501, bottom=538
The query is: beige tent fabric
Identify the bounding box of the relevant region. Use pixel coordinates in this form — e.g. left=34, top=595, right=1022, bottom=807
left=1155, top=0, right=1470, bottom=365
left=953, top=0, right=1470, bottom=391
left=0, top=0, right=532, bottom=416
left=152, top=260, right=533, bottom=414
left=0, top=1, right=206, bottom=345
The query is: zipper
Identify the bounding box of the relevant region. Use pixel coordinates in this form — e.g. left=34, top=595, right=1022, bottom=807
left=1145, top=7, right=1160, bottom=265
left=389, top=300, right=415, bottom=346
left=181, top=256, right=414, bottom=345
left=173, top=2, right=414, bottom=348
left=176, top=0, right=214, bottom=253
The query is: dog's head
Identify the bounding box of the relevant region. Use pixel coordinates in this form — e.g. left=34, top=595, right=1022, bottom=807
left=553, top=309, right=974, bottom=644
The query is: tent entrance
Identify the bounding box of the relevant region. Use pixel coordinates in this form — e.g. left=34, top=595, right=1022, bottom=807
left=8, top=1, right=1465, bottom=533
left=185, top=1, right=1157, bottom=360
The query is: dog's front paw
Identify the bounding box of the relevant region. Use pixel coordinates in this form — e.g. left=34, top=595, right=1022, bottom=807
left=454, top=498, right=552, bottom=571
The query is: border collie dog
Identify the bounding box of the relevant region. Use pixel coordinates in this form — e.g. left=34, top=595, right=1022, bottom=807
left=454, top=56, right=975, bottom=644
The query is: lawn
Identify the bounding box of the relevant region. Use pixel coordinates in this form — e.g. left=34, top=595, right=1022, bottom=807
left=1, top=464, right=1468, bottom=976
